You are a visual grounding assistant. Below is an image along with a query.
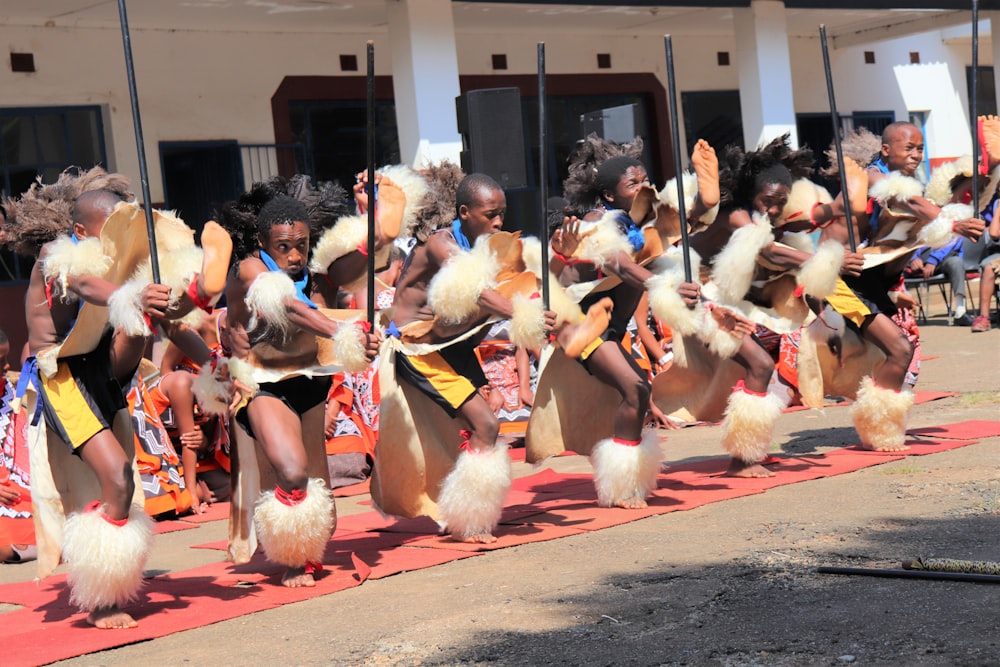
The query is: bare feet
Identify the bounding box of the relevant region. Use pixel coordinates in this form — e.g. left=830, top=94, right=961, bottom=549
left=859, top=442, right=910, bottom=453
left=87, top=606, right=138, bottom=629
left=691, top=139, right=720, bottom=210
left=843, top=156, right=869, bottom=217
left=373, top=175, right=406, bottom=247
left=559, top=297, right=612, bottom=358
left=281, top=567, right=317, bottom=588
left=454, top=532, right=498, bottom=544
left=726, top=458, right=776, bottom=478
left=980, top=115, right=1000, bottom=169
left=614, top=494, right=649, bottom=509
left=198, top=221, right=233, bottom=299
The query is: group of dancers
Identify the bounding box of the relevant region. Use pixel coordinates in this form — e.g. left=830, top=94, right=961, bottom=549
left=0, top=117, right=990, bottom=629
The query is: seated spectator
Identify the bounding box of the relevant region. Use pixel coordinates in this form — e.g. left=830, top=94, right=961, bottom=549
left=972, top=198, right=1000, bottom=332
left=0, top=330, right=35, bottom=563
left=906, top=238, right=972, bottom=325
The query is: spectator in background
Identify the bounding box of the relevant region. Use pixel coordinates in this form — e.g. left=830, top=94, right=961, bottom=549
left=907, top=238, right=972, bottom=325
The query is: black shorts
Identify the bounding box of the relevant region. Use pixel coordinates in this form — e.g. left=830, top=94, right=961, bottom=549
left=234, top=375, right=332, bottom=439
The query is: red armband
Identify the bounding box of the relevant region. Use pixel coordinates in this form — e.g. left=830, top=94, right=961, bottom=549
left=186, top=279, right=214, bottom=314
left=356, top=242, right=369, bottom=257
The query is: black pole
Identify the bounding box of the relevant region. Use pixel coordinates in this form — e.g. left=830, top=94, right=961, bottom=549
left=971, top=0, right=980, bottom=214
left=818, top=566, right=1000, bottom=584
left=366, top=41, right=376, bottom=327
left=664, top=35, right=692, bottom=282
left=117, top=0, right=160, bottom=283
left=819, top=24, right=857, bottom=253
left=538, top=43, right=551, bottom=310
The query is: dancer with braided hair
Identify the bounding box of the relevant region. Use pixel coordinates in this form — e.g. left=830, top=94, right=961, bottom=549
left=4, top=167, right=231, bottom=628
left=526, top=135, right=706, bottom=506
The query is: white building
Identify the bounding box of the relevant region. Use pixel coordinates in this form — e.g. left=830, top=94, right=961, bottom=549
left=0, top=0, right=996, bottom=349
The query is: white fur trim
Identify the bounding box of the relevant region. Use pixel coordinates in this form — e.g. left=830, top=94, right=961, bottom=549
left=227, top=357, right=259, bottom=397
left=796, top=240, right=845, bottom=300
left=333, top=318, right=370, bottom=373
left=646, top=268, right=702, bottom=337
left=917, top=203, right=972, bottom=249
left=379, top=164, right=430, bottom=234
left=42, top=235, right=112, bottom=299
left=658, top=172, right=698, bottom=216
left=254, top=478, right=335, bottom=567
left=547, top=273, right=583, bottom=324
left=869, top=171, right=923, bottom=204
left=510, top=294, right=546, bottom=350
left=426, top=236, right=499, bottom=324
left=436, top=445, right=512, bottom=540
left=108, top=280, right=151, bottom=336
left=924, top=156, right=971, bottom=206
left=780, top=231, right=816, bottom=254
left=575, top=211, right=634, bottom=267
left=710, top=214, right=774, bottom=304
left=850, top=376, right=914, bottom=451
left=246, top=271, right=296, bottom=337
left=698, top=304, right=744, bottom=359
left=671, top=331, right=690, bottom=368
left=192, top=360, right=234, bottom=415
left=781, top=178, right=832, bottom=225
left=520, top=236, right=544, bottom=277
left=308, top=214, right=367, bottom=275
left=720, top=386, right=784, bottom=464
left=589, top=432, right=663, bottom=507
left=62, top=504, right=154, bottom=611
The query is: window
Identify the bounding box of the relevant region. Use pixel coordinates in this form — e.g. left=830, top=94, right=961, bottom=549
left=966, top=66, right=997, bottom=117
left=0, top=105, right=107, bottom=283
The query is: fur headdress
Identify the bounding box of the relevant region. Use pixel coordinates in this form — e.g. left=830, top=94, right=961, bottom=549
left=820, top=127, right=882, bottom=176
left=717, top=134, right=813, bottom=211
left=2, top=167, right=132, bottom=257
left=563, top=133, right=645, bottom=216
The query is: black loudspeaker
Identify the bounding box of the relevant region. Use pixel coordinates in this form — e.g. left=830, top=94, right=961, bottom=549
left=456, top=87, right=528, bottom=189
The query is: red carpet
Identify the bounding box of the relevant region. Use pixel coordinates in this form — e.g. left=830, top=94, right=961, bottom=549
left=3, top=419, right=996, bottom=667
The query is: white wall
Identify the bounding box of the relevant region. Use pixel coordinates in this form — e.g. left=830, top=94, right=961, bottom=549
left=0, top=19, right=991, bottom=200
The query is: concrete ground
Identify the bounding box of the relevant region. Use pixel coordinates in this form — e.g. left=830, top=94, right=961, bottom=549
left=2, top=289, right=998, bottom=666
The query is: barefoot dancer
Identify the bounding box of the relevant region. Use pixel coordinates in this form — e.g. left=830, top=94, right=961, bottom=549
left=219, top=178, right=378, bottom=587
left=371, top=172, right=607, bottom=543
left=809, top=122, right=988, bottom=451
left=527, top=135, right=704, bottom=506
left=4, top=167, right=229, bottom=628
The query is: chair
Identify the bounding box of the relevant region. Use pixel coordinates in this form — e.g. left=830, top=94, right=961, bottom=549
left=960, top=235, right=985, bottom=312
left=904, top=272, right=951, bottom=324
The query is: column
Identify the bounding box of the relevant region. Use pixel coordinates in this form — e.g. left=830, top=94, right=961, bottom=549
left=386, top=0, right=463, bottom=167
left=732, top=0, right=799, bottom=149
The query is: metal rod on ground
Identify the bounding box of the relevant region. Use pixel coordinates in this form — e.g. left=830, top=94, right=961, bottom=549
left=117, top=0, right=160, bottom=284
left=819, top=24, right=857, bottom=254
left=664, top=35, right=692, bottom=283
left=538, top=42, right=551, bottom=310
left=366, top=40, right=376, bottom=327
left=818, top=565, right=1000, bottom=584
left=971, top=0, right=980, bottom=213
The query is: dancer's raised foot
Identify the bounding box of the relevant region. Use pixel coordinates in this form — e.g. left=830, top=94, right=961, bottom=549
left=725, top=458, right=776, bottom=478
left=198, top=221, right=233, bottom=299
left=374, top=175, right=406, bottom=248
left=87, top=606, right=138, bottom=629
left=692, top=138, right=720, bottom=209
left=560, top=297, right=612, bottom=358
left=981, top=115, right=1000, bottom=169
left=843, top=156, right=869, bottom=217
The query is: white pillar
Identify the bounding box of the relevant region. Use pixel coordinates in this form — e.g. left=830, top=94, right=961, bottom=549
left=988, top=12, right=1000, bottom=111
left=386, top=0, right=463, bottom=167
left=732, top=0, right=799, bottom=149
